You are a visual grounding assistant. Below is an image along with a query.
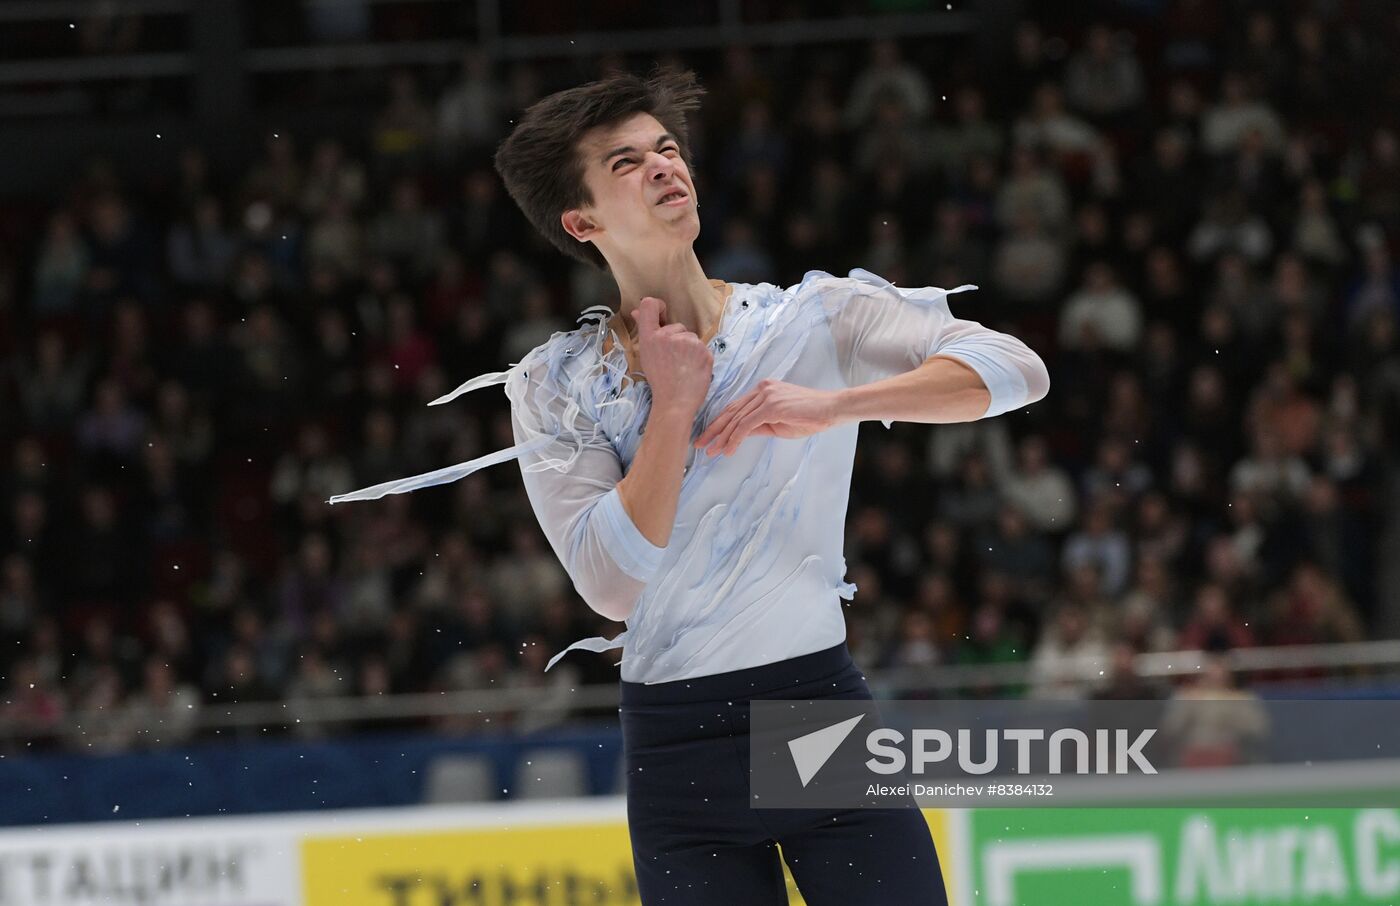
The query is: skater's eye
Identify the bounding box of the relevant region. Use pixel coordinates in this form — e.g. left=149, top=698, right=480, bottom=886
left=612, top=146, right=679, bottom=172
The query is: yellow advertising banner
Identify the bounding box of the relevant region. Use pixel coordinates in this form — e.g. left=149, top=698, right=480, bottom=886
left=302, top=809, right=954, bottom=905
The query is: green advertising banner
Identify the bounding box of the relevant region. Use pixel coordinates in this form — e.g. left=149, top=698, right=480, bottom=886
left=968, top=808, right=1400, bottom=906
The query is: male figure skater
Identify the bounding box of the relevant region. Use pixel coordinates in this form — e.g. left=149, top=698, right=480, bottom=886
left=330, top=67, right=1049, bottom=904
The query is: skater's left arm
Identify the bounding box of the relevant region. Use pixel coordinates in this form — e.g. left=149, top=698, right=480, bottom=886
left=822, top=278, right=1050, bottom=424
left=834, top=351, right=1001, bottom=425
left=694, top=278, right=1049, bottom=455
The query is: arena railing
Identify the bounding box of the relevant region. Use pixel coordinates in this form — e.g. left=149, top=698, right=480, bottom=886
left=244, top=9, right=977, bottom=71
left=3, top=639, right=1400, bottom=743
left=0, top=0, right=975, bottom=87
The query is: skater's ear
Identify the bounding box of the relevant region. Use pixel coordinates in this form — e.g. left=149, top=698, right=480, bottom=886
left=562, top=208, right=602, bottom=243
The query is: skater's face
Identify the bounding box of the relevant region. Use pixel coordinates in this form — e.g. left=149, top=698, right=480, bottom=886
left=563, top=112, right=700, bottom=259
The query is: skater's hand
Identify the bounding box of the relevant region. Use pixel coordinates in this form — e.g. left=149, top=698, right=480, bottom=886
left=630, top=296, right=713, bottom=419
left=693, top=379, right=842, bottom=456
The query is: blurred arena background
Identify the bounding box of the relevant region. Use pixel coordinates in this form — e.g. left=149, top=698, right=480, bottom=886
left=2, top=1, right=1400, bottom=904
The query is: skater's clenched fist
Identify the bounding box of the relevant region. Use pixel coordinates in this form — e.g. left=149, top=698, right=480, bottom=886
left=629, top=296, right=713, bottom=420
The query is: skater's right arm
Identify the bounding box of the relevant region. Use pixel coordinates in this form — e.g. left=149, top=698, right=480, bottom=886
left=613, top=295, right=713, bottom=552
left=510, top=297, right=711, bottom=624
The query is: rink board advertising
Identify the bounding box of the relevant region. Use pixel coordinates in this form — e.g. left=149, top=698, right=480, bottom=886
left=1, top=799, right=1397, bottom=906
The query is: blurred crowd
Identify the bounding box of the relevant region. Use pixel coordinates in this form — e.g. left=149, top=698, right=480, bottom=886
left=4, top=2, right=1400, bottom=753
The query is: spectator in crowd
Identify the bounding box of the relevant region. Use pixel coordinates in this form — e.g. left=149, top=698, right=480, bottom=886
left=843, top=38, right=931, bottom=129
left=884, top=611, right=943, bottom=669
left=1012, top=83, right=1101, bottom=163
left=1119, top=574, right=1179, bottom=654
left=121, top=658, right=202, bottom=749
left=1236, top=11, right=1289, bottom=104
left=31, top=211, right=90, bottom=316
left=1084, top=435, right=1153, bottom=506
left=1229, top=425, right=1312, bottom=504
left=1179, top=583, right=1256, bottom=652
left=508, top=633, right=582, bottom=734
left=68, top=663, right=129, bottom=753
left=1345, top=235, right=1400, bottom=331
left=1064, top=24, right=1145, bottom=121
left=435, top=48, right=506, bottom=162
left=1092, top=641, right=1165, bottom=699
left=941, top=452, right=1002, bottom=535
left=1134, top=128, right=1201, bottom=242
left=1001, top=21, right=1060, bottom=113
left=1265, top=560, right=1364, bottom=647
left=15, top=331, right=90, bottom=433
left=0, top=555, right=38, bottom=659
left=1201, top=71, right=1285, bottom=156
left=978, top=503, right=1056, bottom=605
left=993, top=205, right=1068, bottom=305
left=301, top=139, right=368, bottom=217
left=1355, top=129, right=1400, bottom=233
left=1188, top=190, right=1274, bottom=264
left=958, top=586, right=1025, bottom=672
left=243, top=134, right=303, bottom=213
left=306, top=195, right=365, bottom=279
left=167, top=196, right=238, bottom=290
left=271, top=424, right=356, bottom=512
left=707, top=217, right=776, bottom=284
left=286, top=647, right=344, bottom=740
left=368, top=178, right=446, bottom=282
left=1001, top=434, right=1077, bottom=534
left=1160, top=656, right=1269, bottom=767
left=996, top=144, right=1071, bottom=231
left=1061, top=499, right=1133, bottom=599
left=853, top=94, right=934, bottom=178
left=1028, top=601, right=1110, bottom=699
left=1058, top=261, right=1144, bottom=352
left=371, top=71, right=434, bottom=175
left=1, top=657, right=66, bottom=752
left=929, top=87, right=1003, bottom=177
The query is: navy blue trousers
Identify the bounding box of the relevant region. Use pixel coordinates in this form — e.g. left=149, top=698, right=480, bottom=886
left=620, top=642, right=948, bottom=905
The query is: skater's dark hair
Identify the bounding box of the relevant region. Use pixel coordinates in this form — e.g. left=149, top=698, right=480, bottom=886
left=493, top=66, right=706, bottom=272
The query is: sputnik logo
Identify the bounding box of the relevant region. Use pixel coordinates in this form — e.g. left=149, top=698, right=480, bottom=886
left=787, top=714, right=864, bottom=787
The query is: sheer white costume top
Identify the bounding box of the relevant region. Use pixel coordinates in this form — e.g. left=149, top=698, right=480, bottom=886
left=328, top=268, right=1050, bottom=684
